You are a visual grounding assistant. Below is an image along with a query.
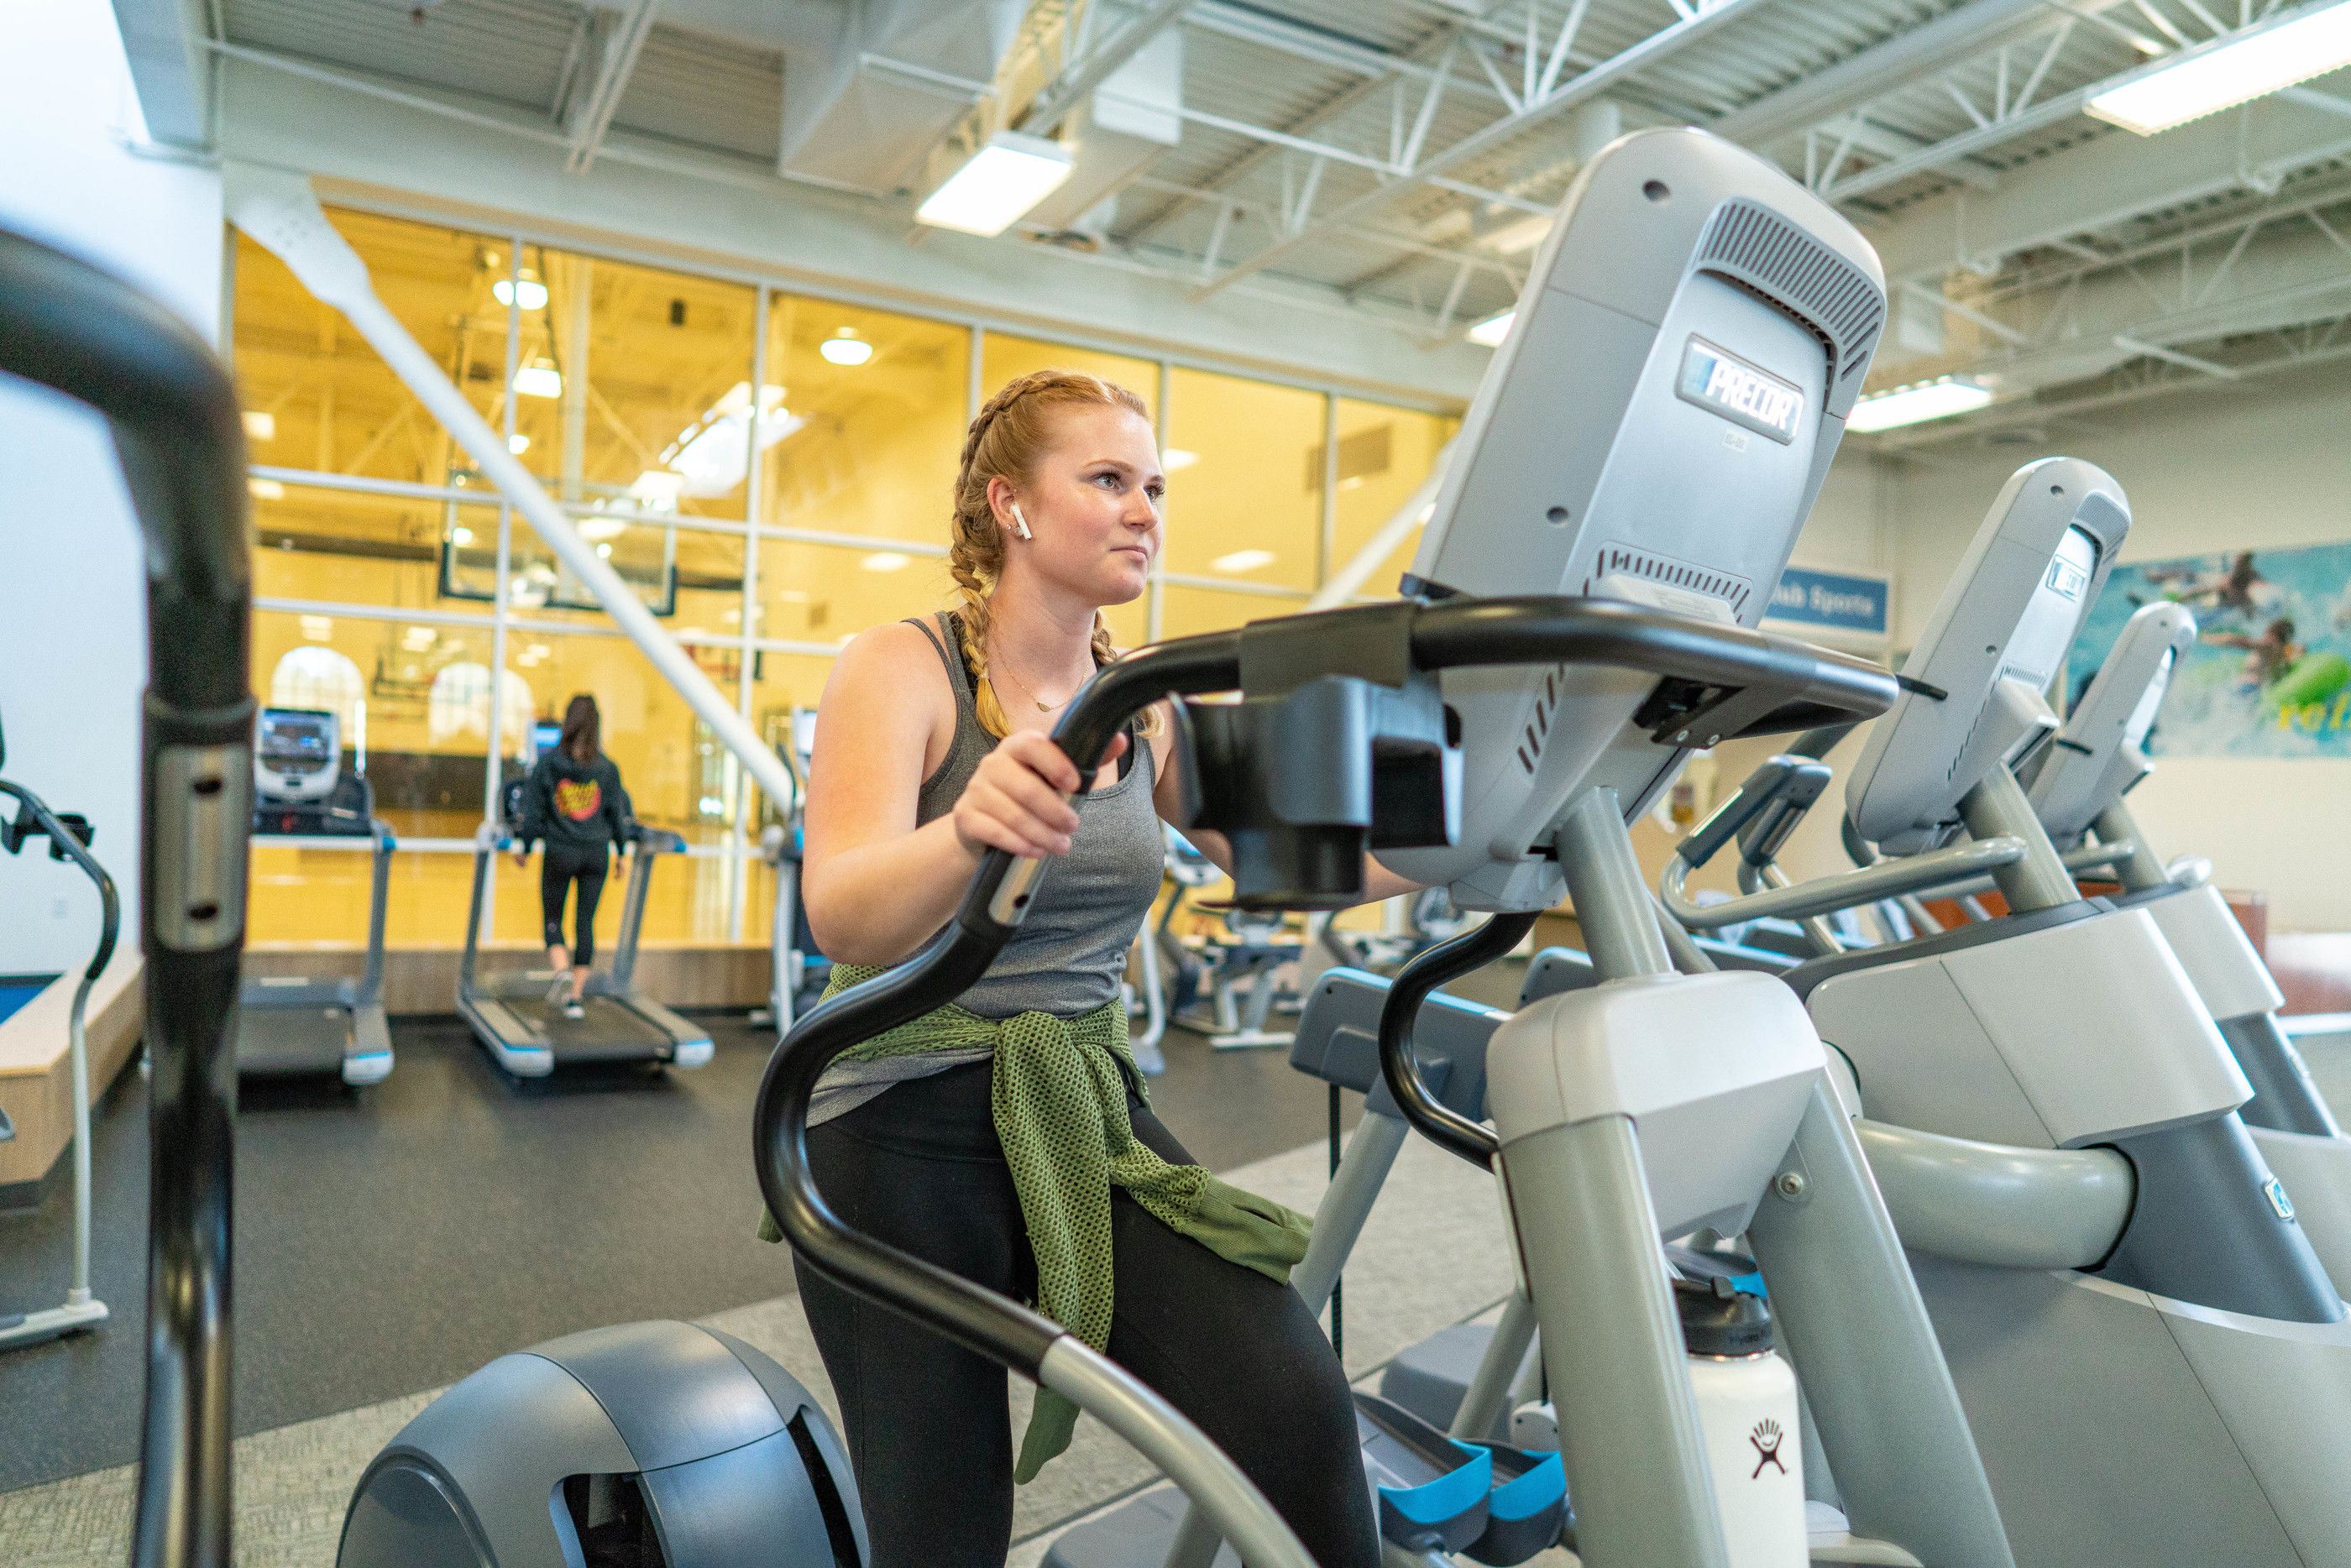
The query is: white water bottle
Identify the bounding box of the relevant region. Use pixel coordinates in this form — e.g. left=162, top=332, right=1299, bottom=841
left=1679, top=1277, right=1805, bottom=1568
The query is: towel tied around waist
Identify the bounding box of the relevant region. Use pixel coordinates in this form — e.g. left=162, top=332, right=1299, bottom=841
left=758, top=962, right=1314, bottom=1480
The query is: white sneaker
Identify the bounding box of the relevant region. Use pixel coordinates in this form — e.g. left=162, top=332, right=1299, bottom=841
left=563, top=1001, right=586, bottom=1021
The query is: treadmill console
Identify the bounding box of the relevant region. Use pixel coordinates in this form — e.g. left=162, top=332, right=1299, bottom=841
left=253, top=707, right=372, bottom=835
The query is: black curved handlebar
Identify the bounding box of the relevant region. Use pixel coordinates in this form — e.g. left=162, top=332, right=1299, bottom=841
left=1377, top=911, right=1539, bottom=1169
left=0, top=782, right=121, bottom=982
left=752, top=594, right=1898, bottom=1377
left=0, top=226, right=254, bottom=1568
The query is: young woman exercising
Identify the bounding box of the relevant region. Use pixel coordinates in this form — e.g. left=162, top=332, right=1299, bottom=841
left=791, top=369, right=1416, bottom=1568
left=515, top=693, right=630, bottom=1018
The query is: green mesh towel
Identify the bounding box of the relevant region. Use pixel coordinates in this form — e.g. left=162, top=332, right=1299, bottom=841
left=760, top=963, right=1314, bottom=1481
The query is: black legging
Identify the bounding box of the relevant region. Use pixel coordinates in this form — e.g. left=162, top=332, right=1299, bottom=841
left=794, top=1061, right=1380, bottom=1568
left=540, top=844, right=609, bottom=966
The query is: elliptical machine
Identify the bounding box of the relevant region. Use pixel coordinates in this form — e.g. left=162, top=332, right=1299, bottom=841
left=769, top=128, right=2015, bottom=1568
left=0, top=716, right=118, bottom=1351
left=1653, top=459, right=2351, bottom=1568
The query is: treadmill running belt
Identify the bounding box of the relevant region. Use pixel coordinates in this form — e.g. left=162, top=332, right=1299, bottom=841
left=504, top=996, right=678, bottom=1060
left=237, top=1004, right=356, bottom=1075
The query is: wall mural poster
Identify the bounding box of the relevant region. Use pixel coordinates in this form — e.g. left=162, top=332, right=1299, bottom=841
left=2068, top=541, right=2351, bottom=757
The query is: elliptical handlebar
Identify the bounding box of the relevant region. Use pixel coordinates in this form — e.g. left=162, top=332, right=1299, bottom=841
left=0, top=781, right=121, bottom=983
left=0, top=226, right=254, bottom=1568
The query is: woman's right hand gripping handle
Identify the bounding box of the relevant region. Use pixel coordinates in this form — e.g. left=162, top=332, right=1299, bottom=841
left=952, top=728, right=1127, bottom=861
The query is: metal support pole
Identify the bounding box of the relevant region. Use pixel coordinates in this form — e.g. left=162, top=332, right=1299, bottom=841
left=1449, top=1291, right=1537, bottom=1441
left=1745, top=1082, right=2014, bottom=1568
left=1555, top=787, right=1673, bottom=980
left=2091, top=799, right=2170, bottom=892
left=1505, top=1116, right=1729, bottom=1568
left=1959, top=766, right=2076, bottom=912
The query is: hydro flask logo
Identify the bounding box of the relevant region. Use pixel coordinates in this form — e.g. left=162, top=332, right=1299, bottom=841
left=1749, top=1418, right=1787, bottom=1478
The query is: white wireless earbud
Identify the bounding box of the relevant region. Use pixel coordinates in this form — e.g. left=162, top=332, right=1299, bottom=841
left=1010, top=502, right=1033, bottom=541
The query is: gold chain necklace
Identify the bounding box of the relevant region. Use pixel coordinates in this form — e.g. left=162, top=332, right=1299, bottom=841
left=989, top=640, right=1087, bottom=713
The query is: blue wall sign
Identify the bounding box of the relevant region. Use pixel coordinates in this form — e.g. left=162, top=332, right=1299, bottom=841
left=1765, top=567, right=1888, bottom=637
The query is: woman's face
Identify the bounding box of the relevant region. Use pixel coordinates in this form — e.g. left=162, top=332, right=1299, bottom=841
left=997, top=404, right=1165, bottom=607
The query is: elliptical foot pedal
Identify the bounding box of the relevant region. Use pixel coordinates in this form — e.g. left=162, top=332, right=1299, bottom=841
left=1354, top=1392, right=1566, bottom=1565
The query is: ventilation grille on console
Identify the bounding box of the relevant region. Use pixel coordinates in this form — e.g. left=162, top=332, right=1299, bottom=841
left=1697, top=199, right=1886, bottom=389
left=1516, top=664, right=1568, bottom=776
left=1582, top=543, right=1754, bottom=619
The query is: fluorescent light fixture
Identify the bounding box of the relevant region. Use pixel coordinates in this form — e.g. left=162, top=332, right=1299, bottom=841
left=629, top=470, right=686, bottom=509
left=579, top=517, right=630, bottom=541
left=2088, top=2, right=2351, bottom=134
left=861, top=551, right=913, bottom=572
left=1467, top=311, right=1515, bottom=347
left=450, top=526, right=474, bottom=546
left=516, top=361, right=563, bottom=399
left=299, top=614, right=332, bottom=640
left=658, top=382, right=804, bottom=498
left=1846, top=375, right=1995, bottom=433
left=1482, top=215, right=1552, bottom=255
left=243, top=410, right=275, bottom=441
left=820, top=333, right=874, bottom=366
left=506, top=433, right=531, bottom=455
left=1212, top=548, right=1277, bottom=573
left=1162, top=448, right=1200, bottom=472
left=492, top=275, right=550, bottom=311
left=248, top=478, right=285, bottom=500
left=917, top=131, right=1075, bottom=237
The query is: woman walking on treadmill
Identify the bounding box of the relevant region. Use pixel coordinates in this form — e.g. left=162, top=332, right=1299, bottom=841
left=782, top=369, right=1411, bottom=1568
left=516, top=693, right=629, bottom=1021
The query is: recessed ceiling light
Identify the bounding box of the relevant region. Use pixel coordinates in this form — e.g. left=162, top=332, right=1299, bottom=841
left=516, top=362, right=563, bottom=399
left=1467, top=311, right=1514, bottom=347
left=492, top=276, right=550, bottom=311
left=1846, top=376, right=1994, bottom=433
left=1212, top=548, right=1277, bottom=573
left=248, top=478, right=285, bottom=500
left=243, top=410, right=275, bottom=441
left=861, top=551, right=913, bottom=572
left=820, top=335, right=874, bottom=366
left=916, top=132, right=1076, bottom=237
left=1162, top=448, right=1200, bottom=471
left=2088, top=2, right=2351, bottom=135
left=507, top=433, right=531, bottom=455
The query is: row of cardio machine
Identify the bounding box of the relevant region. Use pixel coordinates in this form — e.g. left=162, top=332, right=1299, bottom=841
left=235, top=707, right=711, bottom=1087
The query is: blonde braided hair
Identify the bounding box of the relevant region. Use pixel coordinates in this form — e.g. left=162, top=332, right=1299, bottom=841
left=949, top=369, right=1157, bottom=740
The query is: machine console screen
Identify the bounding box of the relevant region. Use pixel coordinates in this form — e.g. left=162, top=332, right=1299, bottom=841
left=258, top=709, right=336, bottom=775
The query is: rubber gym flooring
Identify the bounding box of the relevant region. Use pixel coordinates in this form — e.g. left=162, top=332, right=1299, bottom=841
left=0, top=954, right=1527, bottom=1498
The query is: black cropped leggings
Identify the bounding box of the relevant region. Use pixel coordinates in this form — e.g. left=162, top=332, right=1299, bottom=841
left=793, top=1061, right=1380, bottom=1568
left=539, top=845, right=608, bottom=966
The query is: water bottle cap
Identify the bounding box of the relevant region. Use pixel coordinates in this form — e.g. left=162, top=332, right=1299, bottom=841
left=1674, top=1273, right=1773, bottom=1356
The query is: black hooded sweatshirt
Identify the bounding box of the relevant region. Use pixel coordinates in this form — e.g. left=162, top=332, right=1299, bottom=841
left=521, top=749, right=631, bottom=853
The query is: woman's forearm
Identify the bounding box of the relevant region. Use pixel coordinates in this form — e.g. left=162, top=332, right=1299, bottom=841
left=804, top=814, right=987, bottom=967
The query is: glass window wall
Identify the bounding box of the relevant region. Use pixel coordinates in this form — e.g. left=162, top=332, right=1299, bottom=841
left=236, top=204, right=1458, bottom=952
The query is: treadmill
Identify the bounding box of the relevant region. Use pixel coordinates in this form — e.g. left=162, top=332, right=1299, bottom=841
left=239, top=707, right=395, bottom=1085
left=456, top=782, right=714, bottom=1078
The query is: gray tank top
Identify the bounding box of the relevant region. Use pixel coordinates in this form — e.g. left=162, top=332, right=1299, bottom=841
left=908, top=611, right=1164, bottom=1018
left=808, top=612, right=1165, bottom=1126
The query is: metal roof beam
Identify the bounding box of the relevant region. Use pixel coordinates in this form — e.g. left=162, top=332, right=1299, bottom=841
left=1710, top=0, right=2060, bottom=149
left=562, top=0, right=662, bottom=174
left=1872, top=91, right=2351, bottom=282
left=1022, top=0, right=1200, bottom=136
left=1194, top=0, right=1773, bottom=300
left=108, top=0, right=215, bottom=149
